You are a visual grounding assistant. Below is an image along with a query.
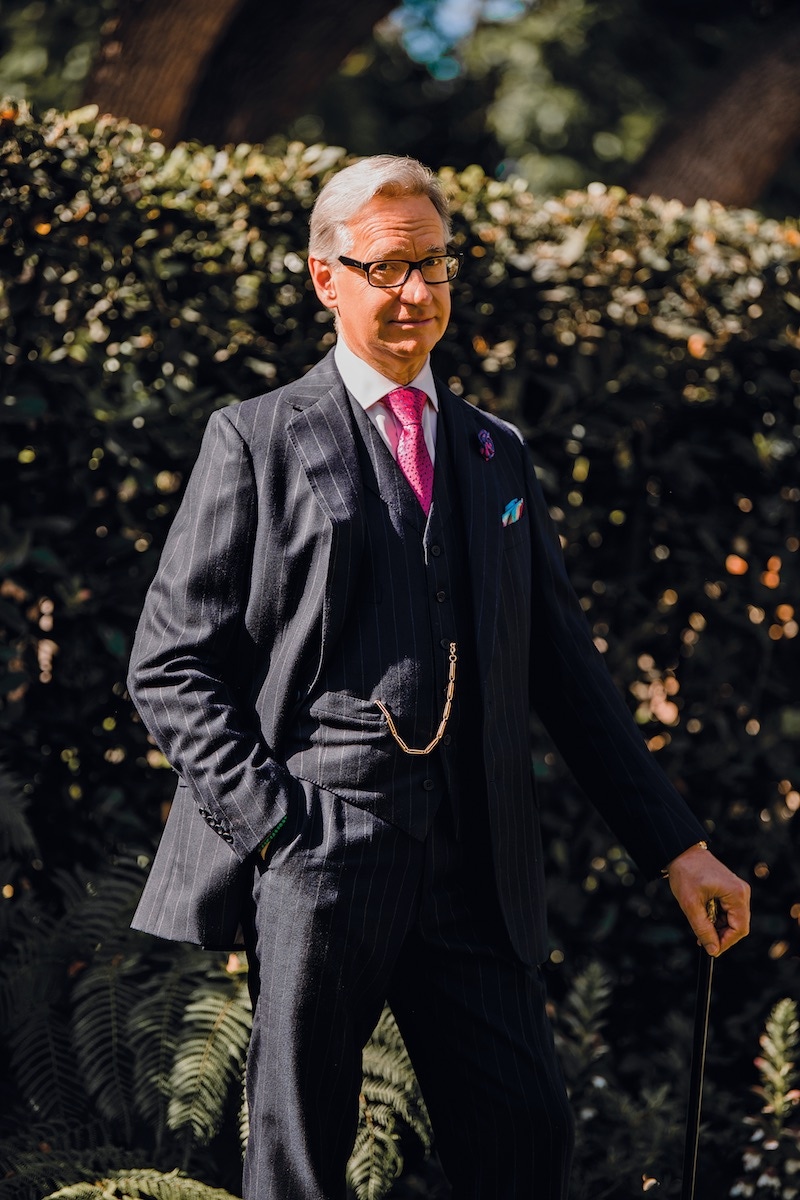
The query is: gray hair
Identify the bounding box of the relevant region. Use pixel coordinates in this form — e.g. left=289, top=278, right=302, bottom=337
left=308, top=155, right=451, bottom=262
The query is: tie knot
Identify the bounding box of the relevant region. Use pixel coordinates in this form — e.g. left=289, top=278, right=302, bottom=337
left=384, top=386, right=427, bottom=428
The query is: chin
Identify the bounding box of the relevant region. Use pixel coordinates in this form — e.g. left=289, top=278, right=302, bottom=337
left=391, top=331, right=437, bottom=355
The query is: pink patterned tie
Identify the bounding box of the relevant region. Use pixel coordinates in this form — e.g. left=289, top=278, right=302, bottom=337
left=384, top=386, right=434, bottom=515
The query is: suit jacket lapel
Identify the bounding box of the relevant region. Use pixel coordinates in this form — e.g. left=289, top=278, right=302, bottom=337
left=285, top=352, right=362, bottom=527
left=437, top=383, right=503, bottom=689
left=285, top=353, right=365, bottom=680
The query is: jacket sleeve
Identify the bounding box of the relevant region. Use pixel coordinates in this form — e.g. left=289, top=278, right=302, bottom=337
left=522, top=447, right=707, bottom=878
left=127, top=407, right=294, bottom=862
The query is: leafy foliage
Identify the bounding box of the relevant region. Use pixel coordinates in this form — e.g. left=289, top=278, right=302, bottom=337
left=127, top=958, right=213, bottom=1146
left=730, top=999, right=800, bottom=1197
left=4, top=0, right=800, bottom=217
left=72, top=955, right=141, bottom=1140
left=348, top=1007, right=432, bottom=1200
left=166, top=974, right=251, bottom=1148
left=455, top=0, right=777, bottom=192
left=0, top=783, right=250, bottom=1197
left=0, top=775, right=436, bottom=1200
left=552, top=961, right=684, bottom=1197
left=44, top=1168, right=239, bottom=1199
left=0, top=1140, right=151, bottom=1200
left=0, top=754, right=797, bottom=1197
left=0, top=760, right=38, bottom=856
left=0, top=0, right=116, bottom=113
left=299, top=0, right=800, bottom=217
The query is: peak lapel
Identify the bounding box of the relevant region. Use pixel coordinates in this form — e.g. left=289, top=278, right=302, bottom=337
left=438, top=384, right=503, bottom=689
left=285, top=354, right=362, bottom=528
left=285, top=354, right=365, bottom=680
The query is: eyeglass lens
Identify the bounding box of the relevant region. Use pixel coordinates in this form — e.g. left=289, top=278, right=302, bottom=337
left=368, top=257, right=459, bottom=286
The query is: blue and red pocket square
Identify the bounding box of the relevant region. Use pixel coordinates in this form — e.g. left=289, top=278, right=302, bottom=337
left=502, top=498, right=525, bottom=527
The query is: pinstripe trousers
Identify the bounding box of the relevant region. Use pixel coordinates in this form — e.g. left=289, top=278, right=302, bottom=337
left=242, top=776, right=574, bottom=1200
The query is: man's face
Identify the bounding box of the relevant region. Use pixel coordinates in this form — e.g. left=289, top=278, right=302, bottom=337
left=309, top=193, right=452, bottom=384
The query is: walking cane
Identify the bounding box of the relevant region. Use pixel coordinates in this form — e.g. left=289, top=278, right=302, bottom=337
left=680, top=898, right=719, bottom=1200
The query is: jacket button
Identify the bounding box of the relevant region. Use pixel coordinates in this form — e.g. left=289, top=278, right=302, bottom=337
left=431, top=544, right=441, bottom=556
left=443, top=734, right=451, bottom=746
left=435, top=590, right=446, bottom=602
left=423, top=779, right=435, bottom=791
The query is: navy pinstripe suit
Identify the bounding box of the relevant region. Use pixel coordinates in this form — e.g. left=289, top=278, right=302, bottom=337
left=128, top=349, right=706, bottom=1197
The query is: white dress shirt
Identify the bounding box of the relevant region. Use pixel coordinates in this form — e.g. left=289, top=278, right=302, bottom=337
left=334, top=336, right=438, bottom=465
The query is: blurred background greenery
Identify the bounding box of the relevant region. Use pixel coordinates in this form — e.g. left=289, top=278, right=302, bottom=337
left=2, top=0, right=800, bottom=210
left=1, top=2, right=799, bottom=1197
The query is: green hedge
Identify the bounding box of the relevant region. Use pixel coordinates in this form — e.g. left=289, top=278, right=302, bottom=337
left=2, top=99, right=800, bottom=1194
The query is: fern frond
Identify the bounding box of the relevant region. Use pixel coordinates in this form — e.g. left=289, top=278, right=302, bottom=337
left=1, top=870, right=150, bottom=1134
left=0, top=1139, right=144, bottom=1200
left=43, top=1166, right=240, bottom=1199
left=345, top=1007, right=432, bottom=1200
left=237, top=1088, right=249, bottom=1158
left=127, top=952, right=210, bottom=1145
left=167, top=976, right=251, bottom=1146
left=561, top=960, right=612, bottom=1034
left=56, top=861, right=149, bottom=953
left=6, top=1002, right=87, bottom=1126
left=362, top=1043, right=421, bottom=1088
left=755, top=997, right=800, bottom=1125
left=554, top=960, right=613, bottom=1088
left=1, top=860, right=148, bottom=1039
left=71, top=956, right=143, bottom=1141
left=346, top=1119, right=403, bottom=1200
left=0, top=761, right=39, bottom=858
left=360, top=1008, right=431, bottom=1153
left=357, top=1080, right=429, bottom=1149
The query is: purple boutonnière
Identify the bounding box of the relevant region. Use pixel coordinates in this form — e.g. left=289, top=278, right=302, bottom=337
left=478, top=429, right=495, bottom=461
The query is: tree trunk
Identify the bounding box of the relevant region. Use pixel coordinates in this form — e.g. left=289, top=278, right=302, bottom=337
left=630, top=12, right=800, bottom=208
left=83, top=0, right=243, bottom=144
left=83, top=0, right=396, bottom=147
left=184, top=0, right=396, bottom=145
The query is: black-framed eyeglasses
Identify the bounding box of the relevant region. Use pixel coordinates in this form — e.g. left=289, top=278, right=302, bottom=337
left=338, top=253, right=462, bottom=288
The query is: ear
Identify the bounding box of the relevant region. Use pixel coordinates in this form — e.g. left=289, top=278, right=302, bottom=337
left=308, top=256, right=339, bottom=311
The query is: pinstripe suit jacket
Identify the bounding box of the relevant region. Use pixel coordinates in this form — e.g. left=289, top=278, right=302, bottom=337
left=128, top=349, right=705, bottom=960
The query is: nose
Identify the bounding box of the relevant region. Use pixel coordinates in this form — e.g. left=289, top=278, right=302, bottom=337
left=399, top=267, right=434, bottom=304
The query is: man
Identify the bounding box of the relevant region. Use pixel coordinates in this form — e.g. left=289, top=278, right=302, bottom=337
left=128, top=155, right=750, bottom=1199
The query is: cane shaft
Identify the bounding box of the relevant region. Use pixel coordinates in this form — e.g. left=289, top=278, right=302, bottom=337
left=680, top=898, right=719, bottom=1200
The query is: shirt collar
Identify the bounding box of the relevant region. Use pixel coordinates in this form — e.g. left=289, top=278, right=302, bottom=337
left=334, top=336, right=439, bottom=413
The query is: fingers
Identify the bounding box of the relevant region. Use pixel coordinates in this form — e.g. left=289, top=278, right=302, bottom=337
left=692, top=904, right=721, bottom=957
left=714, top=880, right=751, bottom=955
left=667, top=848, right=751, bottom=958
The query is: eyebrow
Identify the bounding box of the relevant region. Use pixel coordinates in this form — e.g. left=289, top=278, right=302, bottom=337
left=372, top=244, right=447, bottom=258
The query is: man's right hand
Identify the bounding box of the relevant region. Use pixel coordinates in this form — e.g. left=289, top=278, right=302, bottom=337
left=665, top=844, right=751, bottom=957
